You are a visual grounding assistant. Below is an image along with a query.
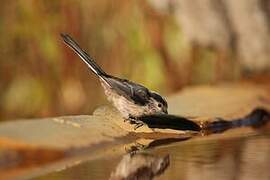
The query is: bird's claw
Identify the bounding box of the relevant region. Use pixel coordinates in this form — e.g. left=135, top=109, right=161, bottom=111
left=125, top=117, right=145, bottom=130
left=134, top=122, right=144, bottom=130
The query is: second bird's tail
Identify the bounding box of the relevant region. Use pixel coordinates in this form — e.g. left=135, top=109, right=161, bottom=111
left=61, top=33, right=107, bottom=77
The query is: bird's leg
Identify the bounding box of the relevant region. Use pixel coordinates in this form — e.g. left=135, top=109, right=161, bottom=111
left=127, top=116, right=145, bottom=130
left=126, top=116, right=137, bottom=124
left=134, top=122, right=144, bottom=130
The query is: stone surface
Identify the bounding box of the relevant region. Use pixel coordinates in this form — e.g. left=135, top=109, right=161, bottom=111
left=0, top=82, right=269, bottom=150
left=168, top=83, right=270, bottom=120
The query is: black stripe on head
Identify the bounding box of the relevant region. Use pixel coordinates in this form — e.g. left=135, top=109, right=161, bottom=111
left=150, top=92, right=167, bottom=107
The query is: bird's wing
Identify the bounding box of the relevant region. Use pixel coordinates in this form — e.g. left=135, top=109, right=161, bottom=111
left=104, top=76, right=150, bottom=106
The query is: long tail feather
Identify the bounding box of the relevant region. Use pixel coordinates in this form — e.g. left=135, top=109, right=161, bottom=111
left=61, top=33, right=107, bottom=76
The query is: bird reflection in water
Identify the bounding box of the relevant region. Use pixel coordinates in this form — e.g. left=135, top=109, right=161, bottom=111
left=109, top=152, right=170, bottom=180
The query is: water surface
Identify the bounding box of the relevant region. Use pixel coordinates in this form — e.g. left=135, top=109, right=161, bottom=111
left=35, top=128, right=270, bottom=180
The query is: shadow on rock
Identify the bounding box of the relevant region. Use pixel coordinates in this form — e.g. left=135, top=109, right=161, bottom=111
left=202, top=108, right=270, bottom=134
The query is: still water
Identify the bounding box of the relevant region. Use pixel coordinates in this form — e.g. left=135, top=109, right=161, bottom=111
left=35, top=129, right=270, bottom=180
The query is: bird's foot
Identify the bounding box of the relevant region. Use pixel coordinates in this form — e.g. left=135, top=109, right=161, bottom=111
left=134, top=122, right=144, bottom=130
left=125, top=117, right=145, bottom=130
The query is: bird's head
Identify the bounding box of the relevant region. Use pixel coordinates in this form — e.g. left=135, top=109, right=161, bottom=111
left=149, top=91, right=168, bottom=114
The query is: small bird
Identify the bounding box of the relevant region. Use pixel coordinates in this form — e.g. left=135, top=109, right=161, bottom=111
left=61, top=33, right=168, bottom=125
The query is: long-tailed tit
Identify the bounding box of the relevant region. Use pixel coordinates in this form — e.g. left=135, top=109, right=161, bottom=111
left=61, top=34, right=168, bottom=124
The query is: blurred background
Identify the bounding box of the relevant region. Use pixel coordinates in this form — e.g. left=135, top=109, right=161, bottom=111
left=0, top=0, right=269, bottom=121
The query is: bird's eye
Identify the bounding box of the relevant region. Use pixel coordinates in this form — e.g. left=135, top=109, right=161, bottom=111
left=158, top=103, right=162, bottom=108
